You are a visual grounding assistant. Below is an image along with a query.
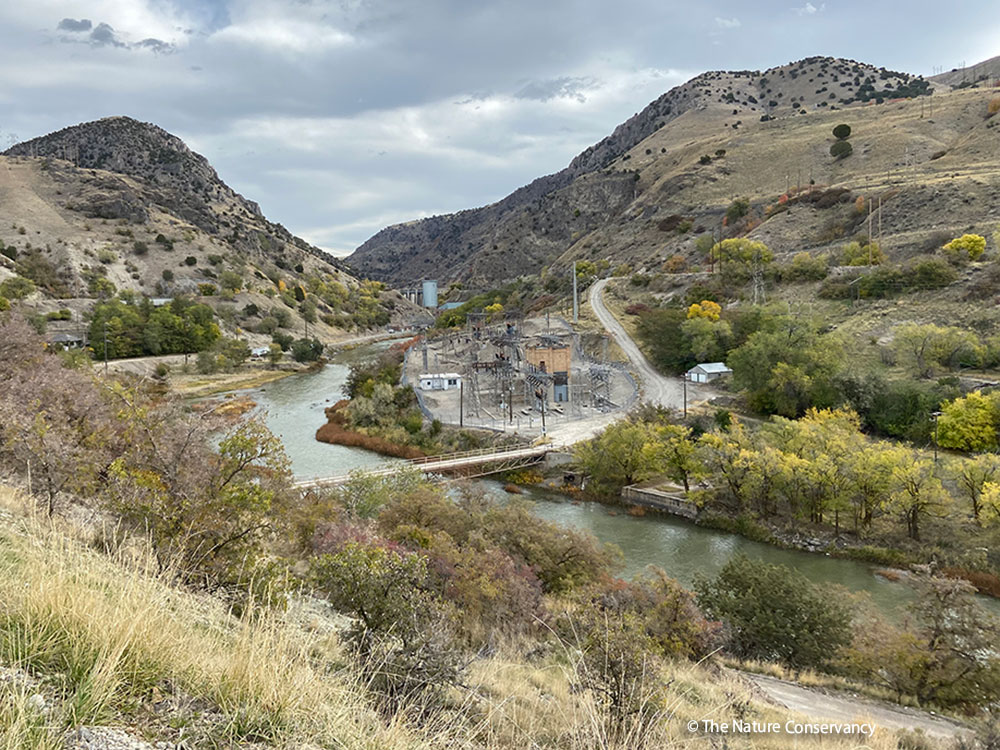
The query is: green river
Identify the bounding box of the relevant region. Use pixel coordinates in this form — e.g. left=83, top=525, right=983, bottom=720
left=234, top=346, right=999, bottom=617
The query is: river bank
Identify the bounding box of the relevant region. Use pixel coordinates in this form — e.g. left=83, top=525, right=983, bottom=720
left=216, top=354, right=998, bottom=620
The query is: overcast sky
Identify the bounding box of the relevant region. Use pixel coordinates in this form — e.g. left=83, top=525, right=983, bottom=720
left=1, top=2, right=996, bottom=256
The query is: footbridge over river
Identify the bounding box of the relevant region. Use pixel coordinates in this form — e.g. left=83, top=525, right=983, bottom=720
left=293, top=444, right=549, bottom=489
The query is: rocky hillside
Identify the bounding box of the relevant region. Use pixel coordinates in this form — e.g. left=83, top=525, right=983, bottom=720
left=347, top=56, right=940, bottom=286
left=0, top=117, right=427, bottom=336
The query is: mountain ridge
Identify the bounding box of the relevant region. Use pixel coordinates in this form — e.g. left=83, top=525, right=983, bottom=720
left=346, top=55, right=944, bottom=286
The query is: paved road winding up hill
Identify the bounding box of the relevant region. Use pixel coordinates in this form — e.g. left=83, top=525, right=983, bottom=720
left=589, top=278, right=705, bottom=411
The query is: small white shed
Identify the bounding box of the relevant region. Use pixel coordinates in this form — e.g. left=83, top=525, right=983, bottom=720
left=419, top=372, right=462, bottom=391
left=686, top=362, right=733, bottom=383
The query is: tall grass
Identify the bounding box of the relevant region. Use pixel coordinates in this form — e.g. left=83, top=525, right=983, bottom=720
left=0, top=486, right=416, bottom=748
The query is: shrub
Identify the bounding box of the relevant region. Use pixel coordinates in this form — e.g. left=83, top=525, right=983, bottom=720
left=782, top=252, right=829, bottom=281
left=0, top=244, right=17, bottom=261
left=725, top=198, right=750, bottom=224
left=0, top=276, right=36, bottom=301
left=184, top=256, right=197, bottom=266
left=699, top=154, right=712, bottom=165
left=941, top=233, right=986, bottom=262
left=842, top=240, right=885, bottom=266
left=219, top=270, right=242, bottom=292
left=161, top=269, right=174, bottom=282
left=988, top=98, right=1000, bottom=117
left=311, top=542, right=462, bottom=714
left=832, top=123, right=851, bottom=139
left=830, top=140, right=853, bottom=159
left=695, top=555, right=852, bottom=670
left=198, top=283, right=218, bottom=296
left=662, top=255, right=687, bottom=274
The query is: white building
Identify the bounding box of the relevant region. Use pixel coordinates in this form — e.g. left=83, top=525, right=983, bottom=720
left=686, top=362, right=733, bottom=383
left=419, top=372, right=462, bottom=391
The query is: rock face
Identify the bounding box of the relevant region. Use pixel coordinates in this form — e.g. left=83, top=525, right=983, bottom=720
left=347, top=56, right=933, bottom=286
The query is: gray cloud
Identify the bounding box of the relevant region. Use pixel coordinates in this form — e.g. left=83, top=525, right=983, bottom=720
left=515, top=77, right=597, bottom=103
left=136, top=38, right=176, bottom=54
left=89, top=22, right=126, bottom=47
left=3, top=1, right=999, bottom=257
left=57, top=18, right=92, bottom=32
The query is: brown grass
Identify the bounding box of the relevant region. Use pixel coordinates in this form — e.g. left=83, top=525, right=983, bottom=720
left=941, top=566, right=1000, bottom=598
left=315, top=420, right=426, bottom=459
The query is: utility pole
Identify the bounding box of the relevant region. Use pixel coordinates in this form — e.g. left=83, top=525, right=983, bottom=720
left=540, top=391, right=546, bottom=436
left=459, top=380, right=464, bottom=427
left=932, top=411, right=942, bottom=465
left=572, top=261, right=578, bottom=324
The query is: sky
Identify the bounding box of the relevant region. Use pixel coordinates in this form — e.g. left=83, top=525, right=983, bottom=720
left=0, top=2, right=997, bottom=256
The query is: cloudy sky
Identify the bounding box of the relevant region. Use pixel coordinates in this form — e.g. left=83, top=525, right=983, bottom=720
left=1, top=2, right=996, bottom=256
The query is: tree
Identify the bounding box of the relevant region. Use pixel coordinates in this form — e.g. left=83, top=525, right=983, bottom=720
left=832, top=123, right=852, bottom=139
left=839, top=577, right=1000, bottom=708
left=291, top=337, right=324, bottom=363
left=267, top=341, right=283, bottom=367
left=888, top=451, right=951, bottom=540
left=725, top=198, right=750, bottom=224
left=686, top=300, right=721, bottom=321
left=952, top=453, right=1000, bottom=521
left=727, top=316, right=842, bottom=416
left=0, top=318, right=112, bottom=516
left=653, top=424, right=702, bottom=492
left=679, top=316, right=731, bottom=362
left=942, top=234, right=986, bottom=262
left=575, top=421, right=665, bottom=490
left=709, top=239, right=773, bottom=282
left=937, top=390, right=1000, bottom=452
left=892, top=322, right=982, bottom=378
left=695, top=555, right=852, bottom=671
left=830, top=140, right=853, bottom=159
left=845, top=442, right=900, bottom=532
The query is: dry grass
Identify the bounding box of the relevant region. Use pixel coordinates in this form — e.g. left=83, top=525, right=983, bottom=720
left=0, top=486, right=418, bottom=749
left=458, top=650, right=907, bottom=750
left=169, top=365, right=301, bottom=398
left=0, top=486, right=947, bottom=749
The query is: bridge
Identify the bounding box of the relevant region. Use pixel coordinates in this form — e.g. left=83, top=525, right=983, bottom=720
left=293, top=444, right=549, bottom=489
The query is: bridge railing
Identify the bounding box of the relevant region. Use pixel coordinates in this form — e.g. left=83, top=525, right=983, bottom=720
left=295, top=444, right=547, bottom=487
left=405, top=444, right=540, bottom=466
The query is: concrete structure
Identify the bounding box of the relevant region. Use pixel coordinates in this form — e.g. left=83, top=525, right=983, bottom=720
left=622, top=483, right=699, bottom=519
left=686, top=362, right=732, bottom=383
left=419, top=372, right=462, bottom=391
left=421, top=279, right=438, bottom=309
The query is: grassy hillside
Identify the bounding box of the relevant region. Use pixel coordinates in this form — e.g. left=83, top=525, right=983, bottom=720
left=0, top=483, right=918, bottom=750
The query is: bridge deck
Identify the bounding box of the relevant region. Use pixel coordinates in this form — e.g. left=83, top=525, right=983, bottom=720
left=294, top=444, right=548, bottom=488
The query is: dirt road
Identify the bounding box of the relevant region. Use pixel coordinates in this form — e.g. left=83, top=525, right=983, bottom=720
left=745, top=673, right=971, bottom=741
left=588, top=278, right=710, bottom=411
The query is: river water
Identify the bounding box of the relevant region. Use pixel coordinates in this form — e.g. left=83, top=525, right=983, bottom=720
left=236, top=351, right=998, bottom=616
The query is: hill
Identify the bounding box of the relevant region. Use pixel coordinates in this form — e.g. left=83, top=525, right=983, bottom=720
left=0, top=117, right=426, bottom=339
left=345, top=55, right=1000, bottom=287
